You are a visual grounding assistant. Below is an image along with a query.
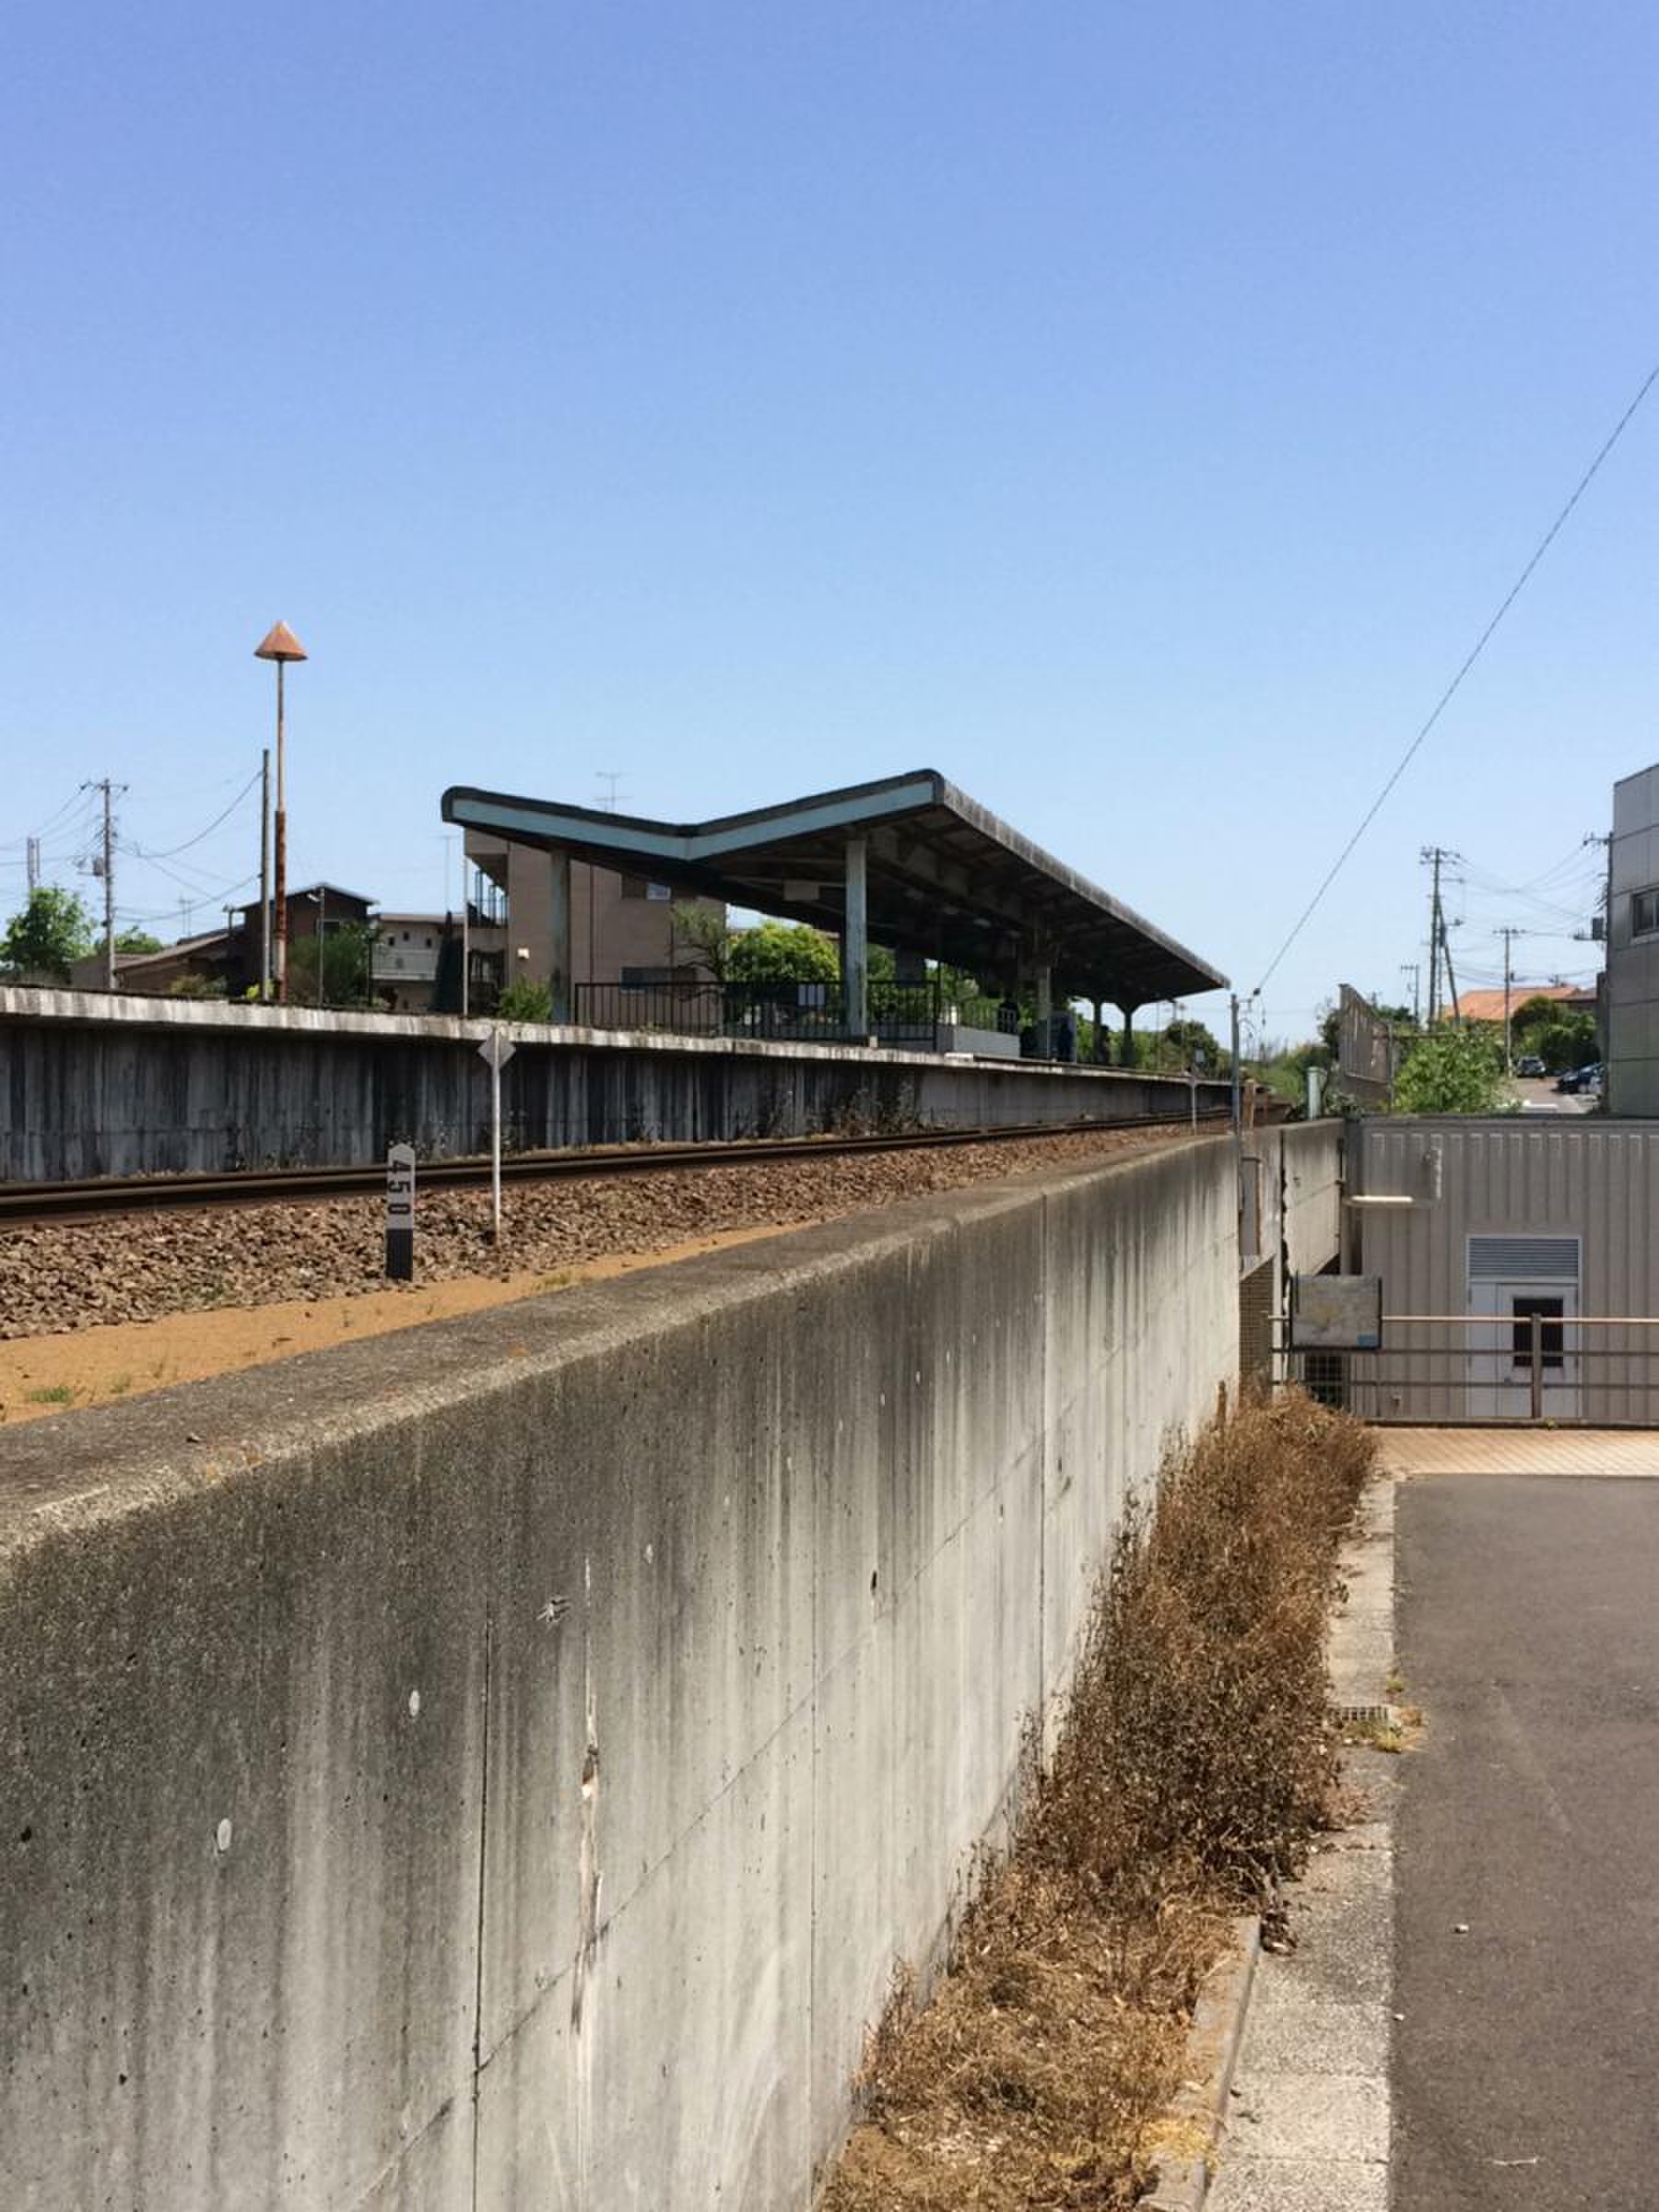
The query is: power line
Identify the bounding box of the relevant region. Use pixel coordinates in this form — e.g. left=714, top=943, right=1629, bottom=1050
left=122, top=765, right=261, bottom=861
left=1254, top=356, right=1659, bottom=994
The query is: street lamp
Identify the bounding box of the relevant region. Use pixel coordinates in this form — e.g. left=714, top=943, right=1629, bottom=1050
left=253, top=620, right=308, bottom=1002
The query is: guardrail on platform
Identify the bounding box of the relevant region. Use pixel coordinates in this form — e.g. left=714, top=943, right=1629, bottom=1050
left=572, top=980, right=1028, bottom=1050
left=1276, top=1311, right=1659, bottom=1428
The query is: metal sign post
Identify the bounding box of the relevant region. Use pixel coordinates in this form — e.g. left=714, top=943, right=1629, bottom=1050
left=477, top=1030, right=517, bottom=1244
left=385, top=1143, right=416, bottom=1280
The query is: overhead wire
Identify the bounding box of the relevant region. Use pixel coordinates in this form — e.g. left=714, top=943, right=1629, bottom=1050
left=1253, top=356, right=1659, bottom=994
left=122, top=765, right=261, bottom=861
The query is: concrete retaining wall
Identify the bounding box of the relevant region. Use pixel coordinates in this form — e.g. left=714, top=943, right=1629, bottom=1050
left=0, top=986, right=1230, bottom=1179
left=0, top=1135, right=1257, bottom=2209
left=1262, top=1118, right=1346, bottom=1287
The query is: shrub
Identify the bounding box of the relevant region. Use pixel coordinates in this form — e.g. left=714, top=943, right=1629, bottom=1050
left=495, top=975, right=552, bottom=1022
left=1392, top=1025, right=1506, bottom=1113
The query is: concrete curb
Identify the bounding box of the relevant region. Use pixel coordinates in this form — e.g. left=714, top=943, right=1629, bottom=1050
left=1140, top=1914, right=1261, bottom=2212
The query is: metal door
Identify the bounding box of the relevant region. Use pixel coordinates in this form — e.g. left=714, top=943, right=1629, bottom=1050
left=1466, top=1276, right=1580, bottom=1419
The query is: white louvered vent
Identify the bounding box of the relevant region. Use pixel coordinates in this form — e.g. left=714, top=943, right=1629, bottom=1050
left=1468, top=1234, right=1581, bottom=1280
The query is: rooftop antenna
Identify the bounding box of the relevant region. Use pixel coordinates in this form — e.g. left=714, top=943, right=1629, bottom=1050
left=595, top=770, right=627, bottom=813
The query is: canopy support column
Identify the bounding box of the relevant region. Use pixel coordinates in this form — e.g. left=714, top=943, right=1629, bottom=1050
left=842, top=836, right=868, bottom=1038
left=1032, top=961, right=1053, bottom=1055
left=549, top=849, right=573, bottom=1023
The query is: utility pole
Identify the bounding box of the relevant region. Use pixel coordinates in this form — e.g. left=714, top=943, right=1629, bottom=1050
left=1442, top=915, right=1463, bottom=1029
left=1422, top=847, right=1445, bottom=1025
left=1400, top=961, right=1421, bottom=1029
left=83, top=780, right=123, bottom=992
left=1500, top=925, right=1520, bottom=1070
left=25, top=836, right=40, bottom=892
left=1230, top=992, right=1244, bottom=1245
left=461, top=855, right=471, bottom=1020
left=1420, top=847, right=1463, bottom=1025
left=258, top=747, right=272, bottom=1001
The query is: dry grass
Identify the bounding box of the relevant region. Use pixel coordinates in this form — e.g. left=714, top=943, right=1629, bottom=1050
left=819, top=1390, right=1376, bottom=2211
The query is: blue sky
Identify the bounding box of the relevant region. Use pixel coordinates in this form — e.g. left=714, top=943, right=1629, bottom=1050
left=3, top=3, right=1653, bottom=1040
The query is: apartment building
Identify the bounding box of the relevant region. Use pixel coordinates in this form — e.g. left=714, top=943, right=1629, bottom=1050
left=464, top=830, right=721, bottom=1011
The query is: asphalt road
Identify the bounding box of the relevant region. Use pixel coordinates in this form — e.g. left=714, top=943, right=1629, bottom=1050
left=1510, top=1077, right=1597, bottom=1115
left=1395, top=1473, right=1659, bottom=2209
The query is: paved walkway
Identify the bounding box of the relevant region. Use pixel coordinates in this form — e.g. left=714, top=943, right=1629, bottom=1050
left=1393, top=1460, right=1659, bottom=2209
left=1375, top=1426, right=1659, bottom=1477
left=1208, top=1478, right=1396, bottom=2212
left=1211, top=1428, right=1659, bottom=2210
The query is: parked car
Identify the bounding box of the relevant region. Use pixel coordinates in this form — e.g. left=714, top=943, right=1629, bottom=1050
left=1556, top=1062, right=1603, bottom=1093
left=1515, top=1054, right=1547, bottom=1077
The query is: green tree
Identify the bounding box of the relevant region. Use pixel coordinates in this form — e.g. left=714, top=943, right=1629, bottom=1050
left=114, top=928, right=163, bottom=955
left=495, top=974, right=552, bottom=1022
left=1161, top=1018, right=1228, bottom=1071
left=1528, top=1012, right=1597, bottom=1075
left=1509, top=993, right=1563, bottom=1044
left=729, top=920, right=841, bottom=983
left=286, top=922, right=378, bottom=1008
left=0, top=886, right=96, bottom=980
left=1391, top=1026, right=1508, bottom=1114
left=671, top=902, right=735, bottom=982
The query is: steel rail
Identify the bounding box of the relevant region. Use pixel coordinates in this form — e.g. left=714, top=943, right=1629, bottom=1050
left=0, top=1112, right=1230, bottom=1229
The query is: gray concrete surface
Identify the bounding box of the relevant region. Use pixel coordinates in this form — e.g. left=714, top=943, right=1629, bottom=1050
left=1394, top=1467, right=1659, bottom=2210
left=1511, top=1076, right=1596, bottom=1115
left=0, top=1133, right=1276, bottom=2209
left=1208, top=1478, right=1397, bottom=2212
left=0, top=982, right=1229, bottom=1176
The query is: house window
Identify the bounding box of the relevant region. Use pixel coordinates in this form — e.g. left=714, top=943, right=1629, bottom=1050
left=1633, top=888, right=1659, bottom=937
left=620, top=966, right=677, bottom=987
left=647, top=882, right=672, bottom=901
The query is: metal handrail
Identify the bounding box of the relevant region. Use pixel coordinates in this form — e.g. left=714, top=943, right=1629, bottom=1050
left=1274, top=1308, right=1659, bottom=1427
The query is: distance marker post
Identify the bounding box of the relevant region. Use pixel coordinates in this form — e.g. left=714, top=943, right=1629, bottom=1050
left=385, top=1142, right=416, bottom=1280
left=477, top=1029, right=517, bottom=1245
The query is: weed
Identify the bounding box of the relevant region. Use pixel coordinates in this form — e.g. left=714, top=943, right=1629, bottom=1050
left=24, top=1384, right=77, bottom=1406
left=1341, top=1713, right=1406, bottom=1754
left=820, top=1391, right=1375, bottom=2212
left=107, top=1374, right=133, bottom=1397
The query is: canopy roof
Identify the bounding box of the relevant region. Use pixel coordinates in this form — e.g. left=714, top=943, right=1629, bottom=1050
left=442, top=768, right=1226, bottom=1006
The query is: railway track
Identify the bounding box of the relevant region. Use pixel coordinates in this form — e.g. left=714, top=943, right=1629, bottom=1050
left=0, top=1112, right=1231, bottom=1229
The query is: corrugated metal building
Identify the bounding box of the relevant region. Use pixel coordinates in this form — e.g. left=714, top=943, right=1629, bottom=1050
left=1347, top=1115, right=1659, bottom=1423
left=1609, top=762, right=1659, bottom=1114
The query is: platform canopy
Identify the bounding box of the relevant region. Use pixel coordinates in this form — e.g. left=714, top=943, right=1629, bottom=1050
left=441, top=768, right=1226, bottom=1008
